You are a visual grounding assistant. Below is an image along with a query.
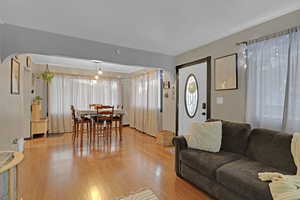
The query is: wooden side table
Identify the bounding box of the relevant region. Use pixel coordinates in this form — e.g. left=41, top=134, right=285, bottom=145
left=0, top=151, right=24, bottom=200
left=156, top=130, right=175, bottom=146
left=31, top=118, right=48, bottom=138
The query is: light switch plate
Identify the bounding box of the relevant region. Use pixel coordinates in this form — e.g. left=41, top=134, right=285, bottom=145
left=216, top=97, right=223, bottom=104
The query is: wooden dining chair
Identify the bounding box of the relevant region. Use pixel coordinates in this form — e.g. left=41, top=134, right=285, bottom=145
left=89, top=104, right=101, bottom=110
left=93, top=105, right=104, bottom=140
left=70, top=105, right=79, bottom=143
left=116, top=104, right=123, bottom=109
left=113, top=104, right=123, bottom=136
left=95, top=105, right=114, bottom=141
left=71, top=105, right=92, bottom=147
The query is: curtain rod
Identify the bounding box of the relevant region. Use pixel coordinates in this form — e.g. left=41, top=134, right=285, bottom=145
left=236, top=25, right=300, bottom=46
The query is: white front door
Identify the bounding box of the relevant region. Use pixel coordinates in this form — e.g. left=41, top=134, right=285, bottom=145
left=177, top=58, right=210, bottom=135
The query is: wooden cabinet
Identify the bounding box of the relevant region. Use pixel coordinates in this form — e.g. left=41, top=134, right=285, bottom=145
left=31, top=119, right=48, bottom=138
left=32, top=103, right=42, bottom=121
left=31, top=102, right=48, bottom=138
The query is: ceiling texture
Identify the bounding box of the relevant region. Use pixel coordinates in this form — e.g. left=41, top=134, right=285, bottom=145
left=1, top=0, right=300, bottom=55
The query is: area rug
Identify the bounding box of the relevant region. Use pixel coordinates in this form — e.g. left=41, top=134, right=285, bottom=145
left=117, top=189, right=159, bottom=200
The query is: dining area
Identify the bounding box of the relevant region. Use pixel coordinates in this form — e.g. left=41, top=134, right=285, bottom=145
left=31, top=61, right=163, bottom=145
left=71, top=104, right=125, bottom=147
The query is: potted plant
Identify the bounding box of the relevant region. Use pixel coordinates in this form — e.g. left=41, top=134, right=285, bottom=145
left=33, top=96, right=43, bottom=104
left=36, top=64, right=54, bottom=83
left=37, top=71, right=54, bottom=83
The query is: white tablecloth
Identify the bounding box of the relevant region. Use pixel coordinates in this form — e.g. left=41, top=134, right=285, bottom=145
left=77, top=109, right=125, bottom=116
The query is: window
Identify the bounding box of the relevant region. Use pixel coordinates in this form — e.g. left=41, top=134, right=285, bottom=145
left=48, top=75, right=121, bottom=133
left=246, top=29, right=300, bottom=132
left=184, top=74, right=198, bottom=118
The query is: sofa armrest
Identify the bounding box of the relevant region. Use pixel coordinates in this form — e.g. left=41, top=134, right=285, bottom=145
left=173, top=136, right=188, bottom=150
left=172, top=136, right=188, bottom=177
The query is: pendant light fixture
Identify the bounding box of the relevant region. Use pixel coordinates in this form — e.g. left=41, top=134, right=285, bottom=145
left=92, top=60, right=103, bottom=78
left=97, top=67, right=103, bottom=75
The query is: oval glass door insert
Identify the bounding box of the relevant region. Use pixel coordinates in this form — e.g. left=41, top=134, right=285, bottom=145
left=185, top=74, right=199, bottom=118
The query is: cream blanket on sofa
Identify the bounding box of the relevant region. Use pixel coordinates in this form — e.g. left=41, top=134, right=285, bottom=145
left=258, top=133, right=300, bottom=200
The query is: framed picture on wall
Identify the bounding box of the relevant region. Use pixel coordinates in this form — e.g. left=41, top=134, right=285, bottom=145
left=214, top=53, right=238, bottom=90
left=11, top=58, right=21, bottom=95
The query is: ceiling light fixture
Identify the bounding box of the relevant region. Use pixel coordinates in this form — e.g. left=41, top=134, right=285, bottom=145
left=94, top=75, right=99, bottom=80
left=97, top=68, right=103, bottom=75
left=92, top=60, right=104, bottom=76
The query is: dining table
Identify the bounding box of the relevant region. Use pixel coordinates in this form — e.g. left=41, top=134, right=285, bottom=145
left=76, top=109, right=126, bottom=141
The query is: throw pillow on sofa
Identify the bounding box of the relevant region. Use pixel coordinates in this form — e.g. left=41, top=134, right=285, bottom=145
left=186, top=121, right=222, bottom=152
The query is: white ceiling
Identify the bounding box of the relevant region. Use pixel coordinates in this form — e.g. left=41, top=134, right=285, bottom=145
left=30, top=54, right=145, bottom=74
left=2, top=0, right=300, bottom=55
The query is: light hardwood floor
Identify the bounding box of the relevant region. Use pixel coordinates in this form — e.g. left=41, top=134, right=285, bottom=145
left=18, top=127, right=213, bottom=200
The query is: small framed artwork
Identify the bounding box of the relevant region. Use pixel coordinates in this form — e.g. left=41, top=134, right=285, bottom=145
left=214, top=53, right=238, bottom=90
left=11, top=58, right=21, bottom=95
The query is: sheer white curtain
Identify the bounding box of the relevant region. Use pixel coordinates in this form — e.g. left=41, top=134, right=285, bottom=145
left=49, top=75, right=121, bottom=133
left=129, top=70, right=161, bottom=136
left=284, top=30, right=300, bottom=132
left=246, top=28, right=300, bottom=132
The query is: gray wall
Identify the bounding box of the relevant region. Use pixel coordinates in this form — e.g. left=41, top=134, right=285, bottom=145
left=0, top=55, right=28, bottom=150
left=162, top=71, right=176, bottom=132
left=176, top=9, right=300, bottom=122
left=0, top=24, right=3, bottom=61
left=1, top=24, right=175, bottom=72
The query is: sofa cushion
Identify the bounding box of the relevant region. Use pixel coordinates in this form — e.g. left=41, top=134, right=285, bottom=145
left=246, top=129, right=297, bottom=174
left=187, top=121, right=222, bottom=152
left=216, top=158, right=287, bottom=200
left=207, top=119, right=251, bottom=155
left=180, top=149, right=242, bottom=179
